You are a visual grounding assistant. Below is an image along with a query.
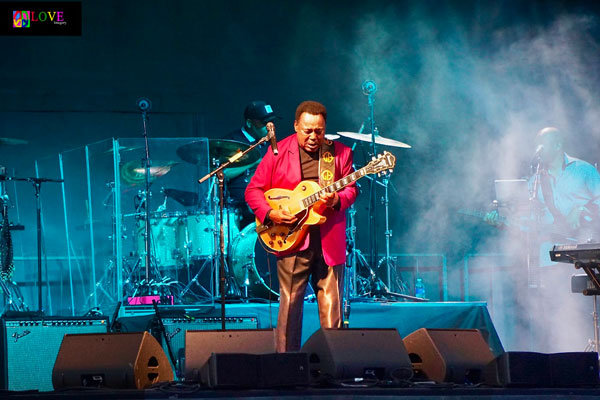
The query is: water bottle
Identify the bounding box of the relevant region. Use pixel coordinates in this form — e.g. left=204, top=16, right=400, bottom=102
left=415, top=277, right=426, bottom=299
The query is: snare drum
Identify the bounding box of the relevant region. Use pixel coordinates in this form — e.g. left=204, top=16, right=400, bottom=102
left=230, top=222, right=279, bottom=299
left=181, top=209, right=241, bottom=259
left=136, top=212, right=185, bottom=269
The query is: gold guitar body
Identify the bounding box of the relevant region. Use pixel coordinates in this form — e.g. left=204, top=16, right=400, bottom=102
left=257, top=180, right=327, bottom=253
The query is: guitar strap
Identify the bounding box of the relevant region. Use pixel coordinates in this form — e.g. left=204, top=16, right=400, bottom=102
left=318, top=140, right=336, bottom=187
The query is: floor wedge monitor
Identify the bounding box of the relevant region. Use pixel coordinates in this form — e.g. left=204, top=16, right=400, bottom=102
left=300, top=328, right=413, bottom=383
left=52, top=331, right=174, bottom=389
left=403, top=328, right=495, bottom=384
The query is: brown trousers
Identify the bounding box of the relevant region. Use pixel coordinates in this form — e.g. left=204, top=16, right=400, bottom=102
left=276, top=231, right=344, bottom=352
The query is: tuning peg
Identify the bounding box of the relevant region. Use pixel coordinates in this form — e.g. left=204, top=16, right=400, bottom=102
left=390, top=169, right=393, bottom=173
left=372, top=156, right=376, bottom=161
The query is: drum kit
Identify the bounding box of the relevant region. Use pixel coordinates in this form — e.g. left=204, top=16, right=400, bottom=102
left=120, top=127, right=414, bottom=306
left=120, top=136, right=280, bottom=305
left=118, top=88, right=417, bottom=310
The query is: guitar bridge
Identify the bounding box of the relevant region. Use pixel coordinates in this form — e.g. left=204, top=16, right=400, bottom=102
left=255, top=223, right=270, bottom=234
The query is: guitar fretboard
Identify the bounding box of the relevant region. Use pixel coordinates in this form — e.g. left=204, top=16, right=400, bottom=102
left=301, top=168, right=367, bottom=208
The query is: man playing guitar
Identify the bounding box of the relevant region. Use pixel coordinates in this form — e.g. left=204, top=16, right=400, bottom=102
left=245, top=100, right=358, bottom=352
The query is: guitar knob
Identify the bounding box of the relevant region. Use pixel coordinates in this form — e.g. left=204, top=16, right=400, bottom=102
left=301, top=185, right=306, bottom=191
left=277, top=240, right=282, bottom=246
left=269, top=241, right=274, bottom=246
left=270, top=233, right=276, bottom=238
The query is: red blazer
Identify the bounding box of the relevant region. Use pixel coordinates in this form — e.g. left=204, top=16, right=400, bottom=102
left=245, top=134, right=358, bottom=266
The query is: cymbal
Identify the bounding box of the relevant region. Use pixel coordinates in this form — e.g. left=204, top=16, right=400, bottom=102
left=177, top=139, right=260, bottom=168
left=0, top=138, right=28, bottom=146
left=324, top=134, right=340, bottom=140
left=120, top=160, right=177, bottom=185
left=337, top=132, right=411, bottom=148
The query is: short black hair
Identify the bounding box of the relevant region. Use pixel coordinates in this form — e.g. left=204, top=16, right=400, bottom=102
left=295, top=100, right=327, bottom=122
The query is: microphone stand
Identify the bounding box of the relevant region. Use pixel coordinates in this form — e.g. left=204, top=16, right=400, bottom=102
left=528, top=156, right=542, bottom=289
left=366, top=90, right=378, bottom=270
left=198, top=132, right=271, bottom=330
left=141, top=107, right=153, bottom=295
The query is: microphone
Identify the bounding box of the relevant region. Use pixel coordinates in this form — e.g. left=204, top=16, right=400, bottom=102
left=531, top=144, right=543, bottom=166
left=533, top=144, right=543, bottom=159
left=267, top=122, right=278, bottom=155
left=361, top=80, right=377, bottom=96
left=136, top=97, right=152, bottom=112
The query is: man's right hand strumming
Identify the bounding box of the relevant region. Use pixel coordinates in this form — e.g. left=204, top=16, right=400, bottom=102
left=268, top=209, right=298, bottom=225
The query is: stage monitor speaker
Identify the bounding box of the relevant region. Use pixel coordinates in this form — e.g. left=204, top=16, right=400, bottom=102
left=52, top=331, right=174, bottom=390
left=158, top=316, right=258, bottom=376
left=0, top=315, right=108, bottom=391
left=300, top=328, right=413, bottom=382
left=549, top=352, right=599, bottom=387
left=484, top=352, right=551, bottom=387
left=403, top=328, right=495, bottom=384
left=184, top=329, right=276, bottom=383
left=202, top=352, right=309, bottom=388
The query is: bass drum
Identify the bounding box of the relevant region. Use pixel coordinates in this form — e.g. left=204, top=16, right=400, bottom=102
left=136, top=213, right=185, bottom=269
left=230, top=222, right=279, bottom=299
left=182, top=209, right=241, bottom=259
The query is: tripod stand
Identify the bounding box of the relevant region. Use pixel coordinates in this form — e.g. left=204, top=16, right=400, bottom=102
left=180, top=171, right=239, bottom=303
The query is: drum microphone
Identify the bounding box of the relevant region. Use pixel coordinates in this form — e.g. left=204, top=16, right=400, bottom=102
left=267, top=122, right=278, bottom=155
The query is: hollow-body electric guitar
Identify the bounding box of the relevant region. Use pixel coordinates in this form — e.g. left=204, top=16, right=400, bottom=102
left=256, top=151, right=396, bottom=253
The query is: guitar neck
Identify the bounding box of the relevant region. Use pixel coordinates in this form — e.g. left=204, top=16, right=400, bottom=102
left=301, top=167, right=367, bottom=208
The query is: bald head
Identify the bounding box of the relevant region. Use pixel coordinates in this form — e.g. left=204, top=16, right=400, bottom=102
left=535, top=126, right=564, bottom=165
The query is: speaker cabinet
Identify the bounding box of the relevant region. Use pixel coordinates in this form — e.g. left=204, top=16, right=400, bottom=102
left=203, top=352, right=309, bottom=388
left=300, top=328, right=413, bottom=382
left=550, top=352, right=599, bottom=387
left=485, top=352, right=551, bottom=387
left=52, top=331, right=174, bottom=389
left=485, top=351, right=599, bottom=388
left=184, top=329, right=276, bottom=383
left=157, top=316, right=258, bottom=376
left=0, top=316, right=108, bottom=391
left=403, top=328, right=495, bottom=384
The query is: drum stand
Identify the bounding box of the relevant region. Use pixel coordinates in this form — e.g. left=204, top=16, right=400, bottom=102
left=124, top=191, right=165, bottom=296
left=377, top=176, right=410, bottom=295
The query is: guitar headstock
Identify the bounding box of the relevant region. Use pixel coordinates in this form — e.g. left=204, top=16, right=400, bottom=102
left=365, top=151, right=396, bottom=176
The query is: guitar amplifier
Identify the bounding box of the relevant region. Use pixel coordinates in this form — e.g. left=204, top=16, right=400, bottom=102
left=0, top=315, right=108, bottom=391
left=156, top=316, right=259, bottom=376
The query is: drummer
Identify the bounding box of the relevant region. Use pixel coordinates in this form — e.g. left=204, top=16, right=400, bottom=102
left=225, top=100, right=279, bottom=227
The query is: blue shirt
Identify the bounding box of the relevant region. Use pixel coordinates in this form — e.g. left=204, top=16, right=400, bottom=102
left=536, top=153, right=600, bottom=265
